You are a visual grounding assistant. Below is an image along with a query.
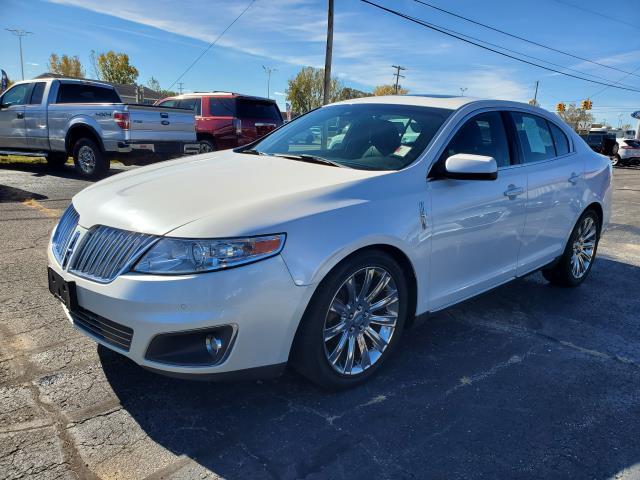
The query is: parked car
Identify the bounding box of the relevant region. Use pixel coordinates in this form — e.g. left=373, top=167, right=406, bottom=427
left=0, top=78, right=198, bottom=178
left=612, top=137, right=640, bottom=166
left=47, top=96, right=611, bottom=389
left=580, top=132, right=618, bottom=157
left=155, top=92, right=283, bottom=152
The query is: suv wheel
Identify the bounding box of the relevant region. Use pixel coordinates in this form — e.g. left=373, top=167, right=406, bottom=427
left=198, top=139, right=216, bottom=153
left=292, top=250, right=408, bottom=389
left=72, top=138, right=108, bottom=179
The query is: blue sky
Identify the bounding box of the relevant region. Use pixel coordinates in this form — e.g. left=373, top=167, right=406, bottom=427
left=2, top=0, right=639, bottom=126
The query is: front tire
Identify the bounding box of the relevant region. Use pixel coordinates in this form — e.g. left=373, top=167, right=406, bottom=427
left=292, top=250, right=409, bottom=389
left=72, top=138, right=108, bottom=179
left=543, top=209, right=600, bottom=287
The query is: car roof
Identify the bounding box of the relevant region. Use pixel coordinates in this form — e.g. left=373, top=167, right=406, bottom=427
left=329, top=94, right=536, bottom=112
left=169, top=92, right=275, bottom=102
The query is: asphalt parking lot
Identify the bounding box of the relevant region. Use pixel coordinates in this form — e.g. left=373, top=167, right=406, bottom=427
left=1, top=159, right=639, bottom=480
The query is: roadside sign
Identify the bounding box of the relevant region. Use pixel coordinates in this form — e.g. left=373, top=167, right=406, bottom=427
left=631, top=111, right=640, bottom=120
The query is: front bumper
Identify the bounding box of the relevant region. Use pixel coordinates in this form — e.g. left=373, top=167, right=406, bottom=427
left=47, top=247, right=314, bottom=378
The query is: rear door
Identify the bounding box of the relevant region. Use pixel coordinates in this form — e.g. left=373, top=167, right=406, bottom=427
left=509, top=112, right=583, bottom=275
left=428, top=110, right=527, bottom=309
left=0, top=83, right=30, bottom=149
left=24, top=81, right=49, bottom=150
left=236, top=98, right=283, bottom=144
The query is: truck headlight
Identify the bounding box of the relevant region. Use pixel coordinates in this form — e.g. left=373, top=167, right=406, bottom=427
left=133, top=234, right=285, bottom=274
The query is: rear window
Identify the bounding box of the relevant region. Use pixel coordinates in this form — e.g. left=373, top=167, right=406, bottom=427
left=549, top=122, right=570, bottom=156
left=57, top=83, right=121, bottom=103
left=209, top=97, right=236, bottom=116
left=237, top=99, right=282, bottom=121
left=158, top=98, right=201, bottom=115
left=624, top=139, right=640, bottom=148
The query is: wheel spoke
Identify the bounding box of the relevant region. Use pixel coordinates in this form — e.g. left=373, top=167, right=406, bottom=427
left=370, top=290, right=398, bottom=312
left=368, top=314, right=397, bottom=326
left=345, top=276, right=357, bottom=306
left=357, top=334, right=371, bottom=369
left=365, top=326, right=388, bottom=352
left=324, top=321, right=347, bottom=341
left=366, top=273, right=390, bottom=303
left=330, top=299, right=348, bottom=316
left=328, top=332, right=348, bottom=365
left=344, top=335, right=356, bottom=374
left=359, top=268, right=375, bottom=300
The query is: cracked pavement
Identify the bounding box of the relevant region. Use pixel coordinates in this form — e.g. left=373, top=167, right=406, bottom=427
left=1, top=160, right=640, bottom=479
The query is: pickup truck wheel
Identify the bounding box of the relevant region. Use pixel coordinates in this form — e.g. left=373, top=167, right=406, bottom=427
left=72, top=138, right=108, bottom=179
left=46, top=152, right=69, bottom=169
left=198, top=139, right=216, bottom=153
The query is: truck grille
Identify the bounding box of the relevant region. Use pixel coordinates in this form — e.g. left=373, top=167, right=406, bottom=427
left=71, top=306, right=133, bottom=351
left=52, top=205, right=79, bottom=264
left=69, top=226, right=157, bottom=283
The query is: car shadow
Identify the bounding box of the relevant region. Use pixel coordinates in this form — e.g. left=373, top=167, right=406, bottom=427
left=99, top=257, right=640, bottom=479
left=0, top=158, right=129, bottom=180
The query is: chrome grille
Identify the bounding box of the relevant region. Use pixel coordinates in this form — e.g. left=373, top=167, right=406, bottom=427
left=69, top=226, right=157, bottom=283
left=52, top=204, right=79, bottom=264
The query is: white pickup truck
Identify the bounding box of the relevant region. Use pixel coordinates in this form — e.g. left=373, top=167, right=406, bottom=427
left=0, top=77, right=198, bottom=178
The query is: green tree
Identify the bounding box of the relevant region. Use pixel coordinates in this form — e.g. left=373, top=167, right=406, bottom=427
left=373, top=84, right=408, bottom=96
left=557, top=103, right=594, bottom=133
left=96, top=51, right=139, bottom=84
left=48, top=53, right=85, bottom=77
left=338, top=87, right=370, bottom=101
left=286, top=66, right=343, bottom=113
left=146, top=76, right=176, bottom=97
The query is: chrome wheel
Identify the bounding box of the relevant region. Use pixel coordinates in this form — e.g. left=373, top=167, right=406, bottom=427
left=323, top=266, right=399, bottom=376
left=611, top=155, right=619, bottom=167
left=199, top=141, right=214, bottom=153
left=571, top=216, right=597, bottom=279
left=78, top=145, right=96, bottom=174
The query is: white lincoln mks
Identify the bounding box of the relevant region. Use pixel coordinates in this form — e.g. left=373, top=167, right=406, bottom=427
left=48, top=96, right=612, bottom=389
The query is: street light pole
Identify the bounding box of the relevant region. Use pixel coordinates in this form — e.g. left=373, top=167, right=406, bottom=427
left=5, top=29, right=33, bottom=80
left=262, top=65, right=276, bottom=99
left=323, top=0, right=334, bottom=105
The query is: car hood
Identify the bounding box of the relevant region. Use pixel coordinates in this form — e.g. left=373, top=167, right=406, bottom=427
left=73, top=150, right=387, bottom=237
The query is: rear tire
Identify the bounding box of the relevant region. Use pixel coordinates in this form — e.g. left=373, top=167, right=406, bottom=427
left=46, top=152, right=68, bottom=169
left=198, top=139, right=216, bottom=153
left=291, top=250, right=408, bottom=390
left=72, top=138, right=108, bottom=179
left=542, top=209, right=600, bottom=287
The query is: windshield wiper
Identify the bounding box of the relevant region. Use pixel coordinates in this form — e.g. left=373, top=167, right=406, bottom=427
left=271, top=153, right=348, bottom=168
left=240, top=148, right=267, bottom=155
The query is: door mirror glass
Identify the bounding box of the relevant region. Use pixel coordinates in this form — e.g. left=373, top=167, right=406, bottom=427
left=444, top=153, right=498, bottom=180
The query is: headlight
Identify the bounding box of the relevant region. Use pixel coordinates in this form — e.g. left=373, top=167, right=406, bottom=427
left=133, top=234, right=285, bottom=274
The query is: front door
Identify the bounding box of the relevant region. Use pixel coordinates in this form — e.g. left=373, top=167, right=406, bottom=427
left=427, top=111, right=527, bottom=310
left=0, top=83, right=30, bottom=149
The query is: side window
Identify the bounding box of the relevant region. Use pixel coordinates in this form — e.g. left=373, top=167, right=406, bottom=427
left=29, top=82, right=46, bottom=105
left=548, top=122, right=570, bottom=156
left=158, top=99, right=178, bottom=108
left=0, top=84, right=30, bottom=107
left=209, top=98, right=236, bottom=116
left=511, top=112, right=556, bottom=163
left=441, top=111, right=511, bottom=168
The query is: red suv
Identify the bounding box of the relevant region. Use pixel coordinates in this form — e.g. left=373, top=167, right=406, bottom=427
left=156, top=93, right=283, bottom=152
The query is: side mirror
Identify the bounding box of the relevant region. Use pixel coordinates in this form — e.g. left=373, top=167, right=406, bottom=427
left=444, top=153, right=498, bottom=180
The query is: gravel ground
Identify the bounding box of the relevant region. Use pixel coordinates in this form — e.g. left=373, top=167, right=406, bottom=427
left=1, top=159, right=639, bottom=480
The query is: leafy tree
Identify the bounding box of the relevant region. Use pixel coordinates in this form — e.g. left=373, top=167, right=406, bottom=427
left=146, top=77, right=176, bottom=97
left=96, top=51, right=139, bottom=84
left=48, top=53, right=84, bottom=78
left=557, top=103, right=594, bottom=133
left=373, top=84, right=408, bottom=96
left=286, top=66, right=343, bottom=113
left=338, top=87, right=370, bottom=101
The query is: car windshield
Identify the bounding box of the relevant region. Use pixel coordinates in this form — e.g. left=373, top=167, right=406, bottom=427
left=249, top=103, right=452, bottom=171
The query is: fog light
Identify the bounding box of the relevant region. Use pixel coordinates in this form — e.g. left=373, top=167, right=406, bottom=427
left=205, top=334, right=222, bottom=356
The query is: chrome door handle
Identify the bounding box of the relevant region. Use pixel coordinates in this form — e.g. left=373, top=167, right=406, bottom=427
left=568, top=172, right=580, bottom=185
left=504, top=185, right=524, bottom=199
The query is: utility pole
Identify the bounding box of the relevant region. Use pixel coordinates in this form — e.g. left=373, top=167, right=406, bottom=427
left=262, top=65, right=276, bottom=99
left=392, top=65, right=406, bottom=94
left=323, top=0, right=334, bottom=105
left=177, top=82, right=184, bottom=95
left=533, top=80, right=539, bottom=104
left=459, top=87, right=467, bottom=96
left=5, top=29, right=33, bottom=80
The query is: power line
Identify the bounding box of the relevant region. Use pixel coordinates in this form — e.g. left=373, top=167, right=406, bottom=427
left=413, top=0, right=640, bottom=80
left=361, top=0, right=640, bottom=94
left=168, top=0, right=256, bottom=90
left=550, top=0, right=640, bottom=31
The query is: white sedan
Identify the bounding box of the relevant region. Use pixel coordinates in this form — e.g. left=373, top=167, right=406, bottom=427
left=47, top=95, right=612, bottom=389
